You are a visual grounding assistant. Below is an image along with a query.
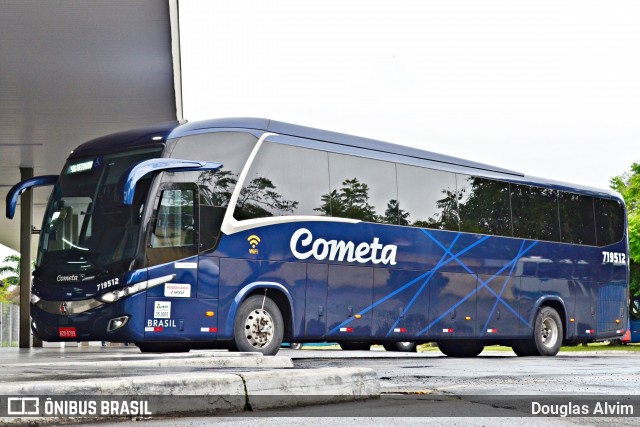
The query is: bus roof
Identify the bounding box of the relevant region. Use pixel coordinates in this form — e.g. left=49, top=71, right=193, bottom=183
left=71, top=117, right=621, bottom=200
left=171, top=117, right=524, bottom=177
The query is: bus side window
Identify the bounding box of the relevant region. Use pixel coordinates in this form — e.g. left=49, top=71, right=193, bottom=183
left=146, top=186, right=198, bottom=267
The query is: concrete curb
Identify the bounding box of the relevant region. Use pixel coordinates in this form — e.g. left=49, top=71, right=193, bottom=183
left=241, top=367, right=380, bottom=410
left=0, top=367, right=379, bottom=425
left=0, top=354, right=293, bottom=370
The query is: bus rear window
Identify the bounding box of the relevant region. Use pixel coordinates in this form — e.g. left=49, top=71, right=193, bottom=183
left=595, top=198, right=625, bottom=246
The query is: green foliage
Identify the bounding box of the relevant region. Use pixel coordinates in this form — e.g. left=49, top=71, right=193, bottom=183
left=0, top=255, right=20, bottom=287
left=0, top=280, right=19, bottom=304
left=630, top=214, right=640, bottom=265
left=610, top=163, right=640, bottom=297
left=610, top=162, right=640, bottom=215
left=0, top=255, right=21, bottom=304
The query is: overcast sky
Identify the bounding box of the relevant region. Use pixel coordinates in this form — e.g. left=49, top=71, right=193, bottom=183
left=180, top=0, right=640, bottom=191
left=3, top=2, right=637, bottom=260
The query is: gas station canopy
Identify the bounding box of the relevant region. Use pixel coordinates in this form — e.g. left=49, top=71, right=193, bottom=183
left=0, top=0, right=181, bottom=251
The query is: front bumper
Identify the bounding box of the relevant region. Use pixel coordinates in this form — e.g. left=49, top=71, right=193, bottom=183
left=30, top=291, right=146, bottom=343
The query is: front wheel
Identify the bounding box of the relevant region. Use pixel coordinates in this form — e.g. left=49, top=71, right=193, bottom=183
left=437, top=340, right=483, bottom=357
left=233, top=294, right=284, bottom=355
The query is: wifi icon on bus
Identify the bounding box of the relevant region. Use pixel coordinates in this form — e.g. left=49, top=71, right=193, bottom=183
left=248, top=235, right=261, bottom=254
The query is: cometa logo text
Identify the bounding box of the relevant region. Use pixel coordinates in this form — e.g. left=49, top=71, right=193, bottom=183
left=290, top=228, right=397, bottom=265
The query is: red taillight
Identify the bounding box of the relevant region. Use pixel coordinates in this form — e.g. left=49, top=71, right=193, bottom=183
left=622, top=329, right=631, bottom=343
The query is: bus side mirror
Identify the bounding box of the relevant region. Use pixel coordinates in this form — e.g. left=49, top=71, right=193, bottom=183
left=6, top=175, right=58, bottom=219
left=121, top=158, right=222, bottom=205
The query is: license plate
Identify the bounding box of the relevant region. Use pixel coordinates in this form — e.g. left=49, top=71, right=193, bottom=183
left=58, top=327, right=77, bottom=338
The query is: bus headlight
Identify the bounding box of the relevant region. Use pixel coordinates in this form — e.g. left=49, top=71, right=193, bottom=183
left=96, top=274, right=175, bottom=304
left=30, top=293, right=41, bottom=304
left=107, top=316, right=129, bottom=332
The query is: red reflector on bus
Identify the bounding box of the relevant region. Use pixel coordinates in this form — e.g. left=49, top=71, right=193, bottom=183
left=442, top=328, right=454, bottom=333
left=200, top=327, right=217, bottom=333
left=145, top=326, right=163, bottom=332
left=486, top=328, right=497, bottom=333
left=585, top=329, right=594, bottom=334
left=394, top=328, right=407, bottom=333
left=622, top=329, right=631, bottom=342
left=58, top=327, right=76, bottom=338
left=339, top=327, right=353, bottom=332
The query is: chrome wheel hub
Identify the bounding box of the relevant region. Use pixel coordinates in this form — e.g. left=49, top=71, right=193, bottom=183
left=244, top=309, right=274, bottom=348
left=540, top=317, right=558, bottom=348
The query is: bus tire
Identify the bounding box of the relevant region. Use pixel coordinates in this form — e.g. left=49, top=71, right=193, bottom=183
left=437, top=340, right=483, bottom=357
left=513, top=306, right=563, bottom=357
left=233, top=294, right=284, bottom=356
left=383, top=342, right=417, bottom=352
left=534, top=306, right=563, bottom=356
left=511, top=339, right=536, bottom=357
left=338, top=342, right=371, bottom=351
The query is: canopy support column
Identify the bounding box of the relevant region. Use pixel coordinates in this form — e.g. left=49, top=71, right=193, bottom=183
left=19, top=167, right=35, bottom=348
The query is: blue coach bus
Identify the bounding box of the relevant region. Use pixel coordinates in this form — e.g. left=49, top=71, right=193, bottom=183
left=6, top=118, right=629, bottom=356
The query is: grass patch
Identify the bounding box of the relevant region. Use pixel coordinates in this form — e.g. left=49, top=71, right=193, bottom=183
left=560, top=342, right=640, bottom=352
left=418, top=342, right=640, bottom=353
left=296, top=342, right=640, bottom=352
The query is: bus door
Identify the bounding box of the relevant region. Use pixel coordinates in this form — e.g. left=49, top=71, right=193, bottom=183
left=597, top=262, right=628, bottom=338
left=143, top=180, right=217, bottom=341
left=597, top=281, right=627, bottom=337
left=304, top=263, right=328, bottom=339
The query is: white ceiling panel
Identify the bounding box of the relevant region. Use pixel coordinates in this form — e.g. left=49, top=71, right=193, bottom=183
left=0, top=0, right=180, bottom=250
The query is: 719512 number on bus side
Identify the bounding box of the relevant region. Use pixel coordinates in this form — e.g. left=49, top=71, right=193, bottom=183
left=602, top=251, right=626, bottom=265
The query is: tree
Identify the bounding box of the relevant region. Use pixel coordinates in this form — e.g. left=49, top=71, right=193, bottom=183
left=316, top=178, right=377, bottom=222
left=382, top=199, right=410, bottom=225
left=0, top=255, right=21, bottom=304
left=0, top=255, right=20, bottom=286
left=234, top=176, right=298, bottom=220
left=197, top=169, right=237, bottom=207
left=610, top=163, right=640, bottom=297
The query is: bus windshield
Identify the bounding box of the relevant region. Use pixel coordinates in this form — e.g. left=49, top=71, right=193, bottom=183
left=36, top=148, right=163, bottom=279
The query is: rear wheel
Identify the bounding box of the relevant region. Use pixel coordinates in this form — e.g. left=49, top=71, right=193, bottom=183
left=512, top=339, right=537, bottom=357
left=233, top=294, right=284, bottom=355
left=437, top=340, right=484, bottom=357
left=383, top=342, right=417, bottom=352
left=338, top=342, right=371, bottom=351
left=512, top=306, right=563, bottom=357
